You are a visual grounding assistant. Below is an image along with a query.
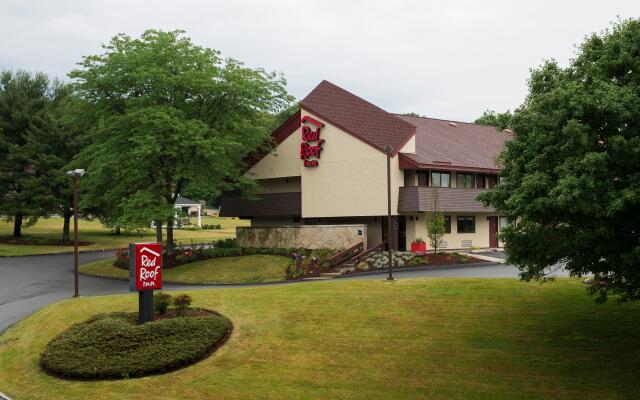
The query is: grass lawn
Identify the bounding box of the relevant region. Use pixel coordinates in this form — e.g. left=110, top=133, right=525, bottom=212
left=1, top=278, right=640, bottom=399
left=0, top=216, right=249, bottom=256
left=81, top=255, right=291, bottom=284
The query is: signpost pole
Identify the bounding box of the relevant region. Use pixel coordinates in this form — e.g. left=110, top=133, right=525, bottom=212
left=139, top=291, right=154, bottom=324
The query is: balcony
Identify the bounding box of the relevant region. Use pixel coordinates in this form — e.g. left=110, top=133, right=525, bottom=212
left=219, top=192, right=301, bottom=217
left=397, top=186, right=495, bottom=213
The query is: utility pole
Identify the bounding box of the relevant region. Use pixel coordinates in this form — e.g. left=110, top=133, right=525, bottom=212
left=67, top=169, right=85, bottom=297
left=384, top=145, right=394, bottom=281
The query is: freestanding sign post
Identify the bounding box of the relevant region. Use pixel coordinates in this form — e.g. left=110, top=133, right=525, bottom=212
left=129, top=242, right=163, bottom=324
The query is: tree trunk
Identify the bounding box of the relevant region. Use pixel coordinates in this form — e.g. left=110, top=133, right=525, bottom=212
left=13, top=213, right=23, bottom=237
left=166, top=216, right=174, bottom=254
left=155, top=219, right=163, bottom=243
left=115, top=226, right=121, bottom=235
left=62, top=208, right=71, bottom=242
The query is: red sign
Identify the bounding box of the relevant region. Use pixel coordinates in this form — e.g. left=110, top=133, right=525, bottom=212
left=300, top=115, right=325, bottom=167
left=133, top=243, right=162, bottom=291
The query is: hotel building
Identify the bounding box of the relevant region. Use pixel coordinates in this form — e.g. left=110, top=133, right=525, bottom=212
left=221, top=81, right=511, bottom=251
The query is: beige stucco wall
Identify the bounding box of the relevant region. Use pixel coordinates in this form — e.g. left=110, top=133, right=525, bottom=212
left=247, top=130, right=301, bottom=179
left=300, top=110, right=411, bottom=218
left=237, top=224, right=367, bottom=250
left=406, top=212, right=501, bottom=250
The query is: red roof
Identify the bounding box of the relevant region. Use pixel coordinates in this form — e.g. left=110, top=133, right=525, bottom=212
left=300, top=80, right=416, bottom=155
left=395, top=115, right=511, bottom=173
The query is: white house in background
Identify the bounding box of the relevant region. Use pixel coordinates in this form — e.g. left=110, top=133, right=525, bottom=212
left=175, top=195, right=203, bottom=227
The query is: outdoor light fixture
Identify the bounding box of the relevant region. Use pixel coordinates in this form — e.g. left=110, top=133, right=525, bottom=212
left=384, top=145, right=394, bottom=281
left=67, top=169, right=85, bottom=297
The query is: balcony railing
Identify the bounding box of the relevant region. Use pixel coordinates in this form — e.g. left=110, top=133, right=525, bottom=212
left=398, top=186, right=495, bottom=213
left=219, top=192, right=301, bottom=217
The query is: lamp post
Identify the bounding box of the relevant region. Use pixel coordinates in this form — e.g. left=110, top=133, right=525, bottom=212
left=384, top=145, right=394, bottom=281
left=66, top=169, right=85, bottom=297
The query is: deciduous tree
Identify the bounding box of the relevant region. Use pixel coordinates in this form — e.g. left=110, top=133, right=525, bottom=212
left=71, top=30, right=293, bottom=253
left=478, top=19, right=640, bottom=302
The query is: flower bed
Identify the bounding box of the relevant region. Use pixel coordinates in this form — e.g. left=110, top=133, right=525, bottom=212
left=113, top=239, right=339, bottom=277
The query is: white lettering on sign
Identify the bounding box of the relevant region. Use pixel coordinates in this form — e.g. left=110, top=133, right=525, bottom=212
left=141, top=254, right=156, bottom=267
left=139, top=266, right=161, bottom=281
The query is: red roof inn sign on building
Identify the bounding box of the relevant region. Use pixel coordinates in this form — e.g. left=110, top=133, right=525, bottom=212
left=129, top=242, right=163, bottom=324
left=300, top=115, right=325, bottom=167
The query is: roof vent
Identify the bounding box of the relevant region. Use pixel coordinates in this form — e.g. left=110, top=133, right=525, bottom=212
left=448, top=122, right=457, bottom=127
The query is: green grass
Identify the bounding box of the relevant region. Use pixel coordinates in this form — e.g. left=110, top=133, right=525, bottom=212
left=1, top=278, right=640, bottom=399
left=41, top=311, right=231, bottom=379
left=0, top=216, right=249, bottom=256
left=80, top=255, right=291, bottom=284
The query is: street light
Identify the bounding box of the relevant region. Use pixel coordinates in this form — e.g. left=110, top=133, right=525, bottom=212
left=384, top=145, right=394, bottom=281
left=66, top=168, right=85, bottom=297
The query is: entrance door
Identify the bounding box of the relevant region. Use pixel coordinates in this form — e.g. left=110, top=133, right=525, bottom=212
left=487, top=216, right=498, bottom=248
left=398, top=216, right=406, bottom=251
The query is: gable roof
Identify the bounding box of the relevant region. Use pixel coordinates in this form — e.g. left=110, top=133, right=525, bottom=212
left=175, top=195, right=200, bottom=206
left=395, top=115, right=511, bottom=173
left=299, top=80, right=416, bottom=155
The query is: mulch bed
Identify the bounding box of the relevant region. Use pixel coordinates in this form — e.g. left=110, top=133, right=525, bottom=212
left=0, top=235, right=93, bottom=246
left=423, top=253, right=485, bottom=266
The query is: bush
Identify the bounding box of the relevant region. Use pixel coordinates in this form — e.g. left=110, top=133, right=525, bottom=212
left=173, top=294, right=193, bottom=315
left=201, top=224, right=221, bottom=230
left=113, top=248, right=129, bottom=269
left=214, top=238, right=237, bottom=248
left=153, top=292, right=172, bottom=315
left=40, top=311, right=231, bottom=380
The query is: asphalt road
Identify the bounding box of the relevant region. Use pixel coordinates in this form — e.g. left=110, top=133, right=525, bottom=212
left=0, top=251, right=526, bottom=333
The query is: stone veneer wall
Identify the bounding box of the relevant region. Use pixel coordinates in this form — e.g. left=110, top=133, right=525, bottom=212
left=236, top=224, right=367, bottom=250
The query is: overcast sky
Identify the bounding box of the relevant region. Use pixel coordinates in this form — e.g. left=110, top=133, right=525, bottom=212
left=1, top=0, right=639, bottom=121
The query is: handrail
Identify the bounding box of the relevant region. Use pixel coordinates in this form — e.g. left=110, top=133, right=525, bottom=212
left=354, top=241, right=386, bottom=264
left=328, top=242, right=364, bottom=267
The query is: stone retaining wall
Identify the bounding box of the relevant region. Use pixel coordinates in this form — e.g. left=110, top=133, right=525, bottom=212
left=236, top=224, right=367, bottom=250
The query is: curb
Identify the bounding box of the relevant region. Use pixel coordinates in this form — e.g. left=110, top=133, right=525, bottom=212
left=0, top=249, right=113, bottom=258
left=335, top=261, right=499, bottom=278
left=0, top=391, right=13, bottom=400
left=80, top=261, right=503, bottom=286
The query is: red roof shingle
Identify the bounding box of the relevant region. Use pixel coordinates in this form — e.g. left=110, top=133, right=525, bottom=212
left=299, top=80, right=416, bottom=155
left=395, top=115, right=511, bottom=172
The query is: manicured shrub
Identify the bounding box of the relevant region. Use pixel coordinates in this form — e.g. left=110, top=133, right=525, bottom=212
left=214, top=238, right=237, bottom=248
left=153, top=292, right=172, bottom=315
left=40, top=311, right=231, bottom=380
left=113, top=248, right=129, bottom=269
left=201, top=224, right=221, bottom=230
left=173, top=294, right=193, bottom=315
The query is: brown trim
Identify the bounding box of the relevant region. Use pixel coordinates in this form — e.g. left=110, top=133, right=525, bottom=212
left=398, top=154, right=500, bottom=174
left=244, top=110, right=301, bottom=169
left=300, top=106, right=414, bottom=157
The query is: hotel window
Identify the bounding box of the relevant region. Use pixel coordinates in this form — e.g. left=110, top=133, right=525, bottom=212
left=404, top=170, right=415, bottom=186
left=444, top=215, right=451, bottom=234
left=499, top=216, right=511, bottom=231
left=431, top=171, right=450, bottom=187
left=487, top=174, right=498, bottom=188
left=417, top=171, right=428, bottom=186
left=456, top=173, right=475, bottom=188
left=457, top=216, right=475, bottom=233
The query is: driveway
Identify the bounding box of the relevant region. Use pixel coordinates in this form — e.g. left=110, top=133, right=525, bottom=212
left=0, top=251, right=530, bottom=333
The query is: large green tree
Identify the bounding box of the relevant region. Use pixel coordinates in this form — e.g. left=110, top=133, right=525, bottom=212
left=71, top=30, right=293, bottom=252
left=0, top=70, right=57, bottom=237
left=474, top=109, right=513, bottom=129
left=478, top=19, right=640, bottom=302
